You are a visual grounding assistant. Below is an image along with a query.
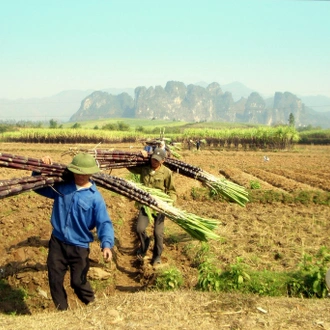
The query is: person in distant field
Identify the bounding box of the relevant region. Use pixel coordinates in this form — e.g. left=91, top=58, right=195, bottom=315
left=128, top=148, right=177, bottom=266
left=143, top=139, right=166, bottom=155
left=188, top=140, right=192, bottom=150
left=159, top=139, right=172, bottom=157
left=33, top=153, right=115, bottom=311
left=196, top=139, right=201, bottom=151
left=159, top=140, right=166, bottom=150
left=143, top=144, right=154, bottom=155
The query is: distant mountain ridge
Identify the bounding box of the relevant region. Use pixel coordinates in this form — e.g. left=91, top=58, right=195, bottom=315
left=0, top=90, right=94, bottom=122
left=0, top=82, right=329, bottom=127
left=196, top=81, right=259, bottom=101
left=69, top=81, right=330, bottom=128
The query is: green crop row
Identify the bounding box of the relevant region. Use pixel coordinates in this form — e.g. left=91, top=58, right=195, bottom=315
left=0, top=126, right=302, bottom=149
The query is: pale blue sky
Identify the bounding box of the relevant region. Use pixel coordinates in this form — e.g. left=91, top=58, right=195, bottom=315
left=0, top=0, right=329, bottom=99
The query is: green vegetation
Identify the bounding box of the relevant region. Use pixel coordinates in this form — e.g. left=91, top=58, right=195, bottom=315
left=248, top=190, right=330, bottom=205
left=189, top=185, right=330, bottom=206
left=183, top=126, right=300, bottom=149
left=0, top=128, right=150, bottom=143
left=249, top=180, right=261, bottom=190
left=0, top=125, right=300, bottom=150
left=288, top=113, right=295, bottom=127
left=298, top=128, right=330, bottom=145
left=189, top=186, right=330, bottom=206
left=61, top=117, right=187, bottom=130
left=1, top=118, right=330, bottom=145
left=90, top=278, right=114, bottom=292
left=188, top=243, right=330, bottom=298
left=155, top=267, right=184, bottom=290
left=102, top=121, right=130, bottom=131
left=71, top=122, right=82, bottom=129
left=0, top=279, right=29, bottom=315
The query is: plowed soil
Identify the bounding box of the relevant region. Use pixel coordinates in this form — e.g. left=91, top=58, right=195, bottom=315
left=0, top=143, right=330, bottom=330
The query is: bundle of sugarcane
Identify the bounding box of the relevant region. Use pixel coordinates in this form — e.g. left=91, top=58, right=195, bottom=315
left=128, top=181, right=220, bottom=241
left=0, top=152, right=68, bottom=198
left=166, top=143, right=181, bottom=159
left=0, top=175, right=63, bottom=198
left=0, top=153, right=220, bottom=241
left=73, top=148, right=249, bottom=206
left=0, top=152, right=67, bottom=176
left=79, top=149, right=148, bottom=170
left=164, top=157, right=249, bottom=207
left=93, top=173, right=220, bottom=241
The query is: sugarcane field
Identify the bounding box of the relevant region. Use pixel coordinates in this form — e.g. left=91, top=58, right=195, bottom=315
left=0, top=141, right=330, bottom=330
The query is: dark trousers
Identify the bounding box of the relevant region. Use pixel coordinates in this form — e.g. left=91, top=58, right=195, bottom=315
left=136, top=208, right=165, bottom=259
left=47, top=235, right=94, bottom=310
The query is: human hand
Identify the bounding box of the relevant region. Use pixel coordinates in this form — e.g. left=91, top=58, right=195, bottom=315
left=102, top=247, right=112, bottom=263
left=140, top=150, right=149, bottom=158
left=41, top=155, right=52, bottom=165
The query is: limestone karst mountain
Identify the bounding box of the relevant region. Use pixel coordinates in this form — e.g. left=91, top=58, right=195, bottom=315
left=69, top=81, right=330, bottom=128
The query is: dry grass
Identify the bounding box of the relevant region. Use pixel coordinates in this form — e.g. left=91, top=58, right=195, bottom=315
left=1, top=291, right=330, bottom=330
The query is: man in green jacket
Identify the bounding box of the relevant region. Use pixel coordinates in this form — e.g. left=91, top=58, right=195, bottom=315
left=129, top=148, right=177, bottom=266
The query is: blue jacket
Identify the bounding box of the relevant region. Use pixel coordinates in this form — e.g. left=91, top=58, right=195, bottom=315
left=34, top=179, right=114, bottom=249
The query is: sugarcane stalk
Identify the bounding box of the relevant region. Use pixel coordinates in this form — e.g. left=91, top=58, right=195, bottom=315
left=81, top=148, right=249, bottom=206
left=0, top=153, right=66, bottom=175
left=0, top=153, right=221, bottom=241
left=0, top=175, right=54, bottom=190
left=0, top=150, right=249, bottom=205
left=0, top=176, right=63, bottom=198
left=93, top=173, right=158, bottom=207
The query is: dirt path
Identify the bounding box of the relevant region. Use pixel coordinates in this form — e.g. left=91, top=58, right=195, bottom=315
left=112, top=215, right=143, bottom=292
left=112, top=212, right=160, bottom=293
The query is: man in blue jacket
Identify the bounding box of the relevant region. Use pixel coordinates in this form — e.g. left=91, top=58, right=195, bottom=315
left=34, top=153, right=114, bottom=311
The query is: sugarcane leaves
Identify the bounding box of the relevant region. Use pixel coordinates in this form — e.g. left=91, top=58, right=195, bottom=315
left=73, top=148, right=248, bottom=206
left=141, top=205, right=157, bottom=223
left=201, top=172, right=249, bottom=207
left=128, top=181, right=221, bottom=242
left=93, top=174, right=221, bottom=241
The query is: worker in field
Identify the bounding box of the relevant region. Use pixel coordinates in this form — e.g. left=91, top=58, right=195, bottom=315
left=159, top=140, right=166, bottom=150
left=159, top=139, right=172, bottom=157
left=33, top=153, right=114, bottom=311
left=128, top=148, right=177, bottom=267
left=143, top=143, right=154, bottom=154
left=196, top=139, right=201, bottom=151
left=143, top=139, right=171, bottom=157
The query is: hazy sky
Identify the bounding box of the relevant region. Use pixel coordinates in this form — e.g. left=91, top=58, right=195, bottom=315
left=1, top=0, right=329, bottom=99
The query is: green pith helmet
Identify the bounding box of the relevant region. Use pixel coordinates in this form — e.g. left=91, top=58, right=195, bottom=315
left=67, top=153, right=100, bottom=175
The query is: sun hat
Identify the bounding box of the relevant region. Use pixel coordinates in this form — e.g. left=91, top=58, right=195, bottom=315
left=151, top=148, right=166, bottom=162
left=67, top=153, right=100, bottom=175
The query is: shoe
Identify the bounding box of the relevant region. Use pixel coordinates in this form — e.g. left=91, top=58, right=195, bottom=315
left=136, top=248, right=145, bottom=259
left=136, top=237, right=150, bottom=259
left=152, top=256, right=161, bottom=266
left=144, top=237, right=150, bottom=252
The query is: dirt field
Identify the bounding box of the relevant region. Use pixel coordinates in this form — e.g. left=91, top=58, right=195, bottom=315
left=0, top=142, right=330, bottom=329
